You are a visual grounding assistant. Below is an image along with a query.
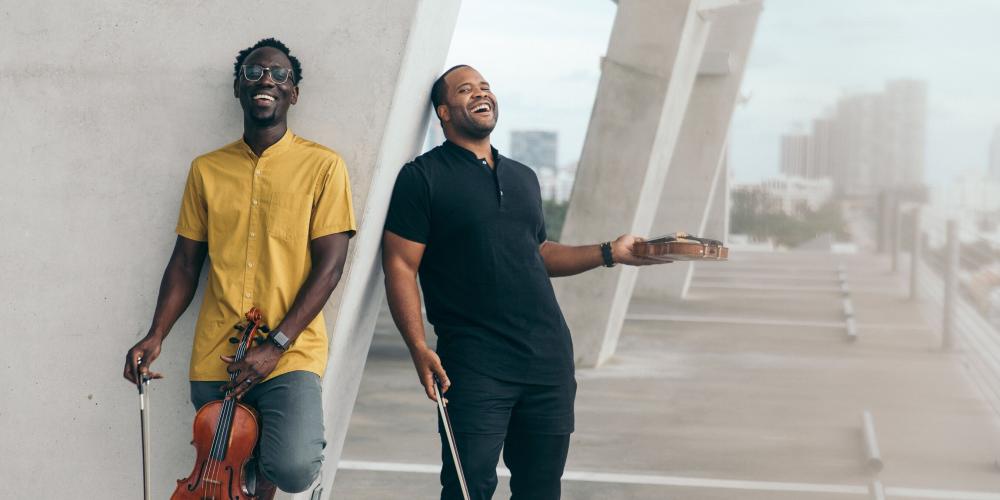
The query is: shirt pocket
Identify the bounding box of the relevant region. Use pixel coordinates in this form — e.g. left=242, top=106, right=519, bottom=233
left=266, top=192, right=312, bottom=241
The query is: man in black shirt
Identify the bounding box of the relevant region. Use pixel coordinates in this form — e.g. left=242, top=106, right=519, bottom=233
left=383, top=65, right=661, bottom=499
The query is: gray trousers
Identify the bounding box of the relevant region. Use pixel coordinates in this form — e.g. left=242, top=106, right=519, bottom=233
left=190, top=370, right=326, bottom=493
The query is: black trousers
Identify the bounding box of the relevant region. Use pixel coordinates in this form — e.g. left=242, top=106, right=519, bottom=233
left=438, top=364, right=575, bottom=500
left=441, top=431, right=570, bottom=500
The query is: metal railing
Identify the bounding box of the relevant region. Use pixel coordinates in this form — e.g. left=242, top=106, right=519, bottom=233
left=904, top=208, right=1000, bottom=417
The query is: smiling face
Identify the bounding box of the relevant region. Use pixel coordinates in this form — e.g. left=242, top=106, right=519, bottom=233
left=233, top=47, right=299, bottom=127
left=438, top=66, right=498, bottom=140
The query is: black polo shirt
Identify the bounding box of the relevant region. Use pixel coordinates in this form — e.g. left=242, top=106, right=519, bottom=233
left=385, top=140, right=574, bottom=385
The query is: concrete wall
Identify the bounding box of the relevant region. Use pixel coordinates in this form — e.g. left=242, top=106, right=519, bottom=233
left=0, top=2, right=457, bottom=498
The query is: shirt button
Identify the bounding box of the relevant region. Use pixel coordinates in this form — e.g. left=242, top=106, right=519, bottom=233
left=247, top=262, right=253, bottom=268
left=249, top=232, right=256, bottom=238
left=244, top=292, right=252, bottom=298
left=255, top=169, right=261, bottom=176
left=482, top=160, right=487, bottom=165
left=252, top=199, right=258, bottom=206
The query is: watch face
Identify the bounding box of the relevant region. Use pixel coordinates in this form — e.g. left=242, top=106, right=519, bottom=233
left=271, top=331, right=290, bottom=349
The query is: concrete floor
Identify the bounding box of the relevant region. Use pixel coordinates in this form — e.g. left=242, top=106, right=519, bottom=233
left=331, top=251, right=1000, bottom=499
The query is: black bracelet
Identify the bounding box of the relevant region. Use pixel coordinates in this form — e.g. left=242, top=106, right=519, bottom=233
left=600, top=241, right=615, bottom=267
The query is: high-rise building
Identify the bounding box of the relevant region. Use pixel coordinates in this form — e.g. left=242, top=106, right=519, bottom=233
left=780, top=134, right=810, bottom=178
left=779, top=79, right=926, bottom=197
left=510, top=130, right=558, bottom=172
left=990, top=126, right=1000, bottom=180
left=881, top=79, right=927, bottom=188
left=511, top=130, right=563, bottom=201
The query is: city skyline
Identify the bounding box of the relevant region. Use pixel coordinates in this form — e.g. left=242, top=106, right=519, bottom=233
left=444, top=0, right=1000, bottom=186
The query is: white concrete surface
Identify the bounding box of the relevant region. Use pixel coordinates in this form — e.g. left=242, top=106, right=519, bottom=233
left=0, top=2, right=456, bottom=499
left=554, top=0, right=711, bottom=367
left=633, top=1, right=760, bottom=301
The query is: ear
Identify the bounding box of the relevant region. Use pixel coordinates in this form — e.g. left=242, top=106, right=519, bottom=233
left=290, top=85, right=299, bottom=105
left=233, top=79, right=239, bottom=99
left=436, top=104, right=450, bottom=124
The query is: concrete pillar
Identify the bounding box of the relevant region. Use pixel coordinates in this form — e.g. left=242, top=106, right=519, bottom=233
left=633, top=1, right=761, bottom=300
left=306, top=2, right=461, bottom=496
left=706, top=152, right=731, bottom=244
left=554, top=0, right=714, bottom=368
left=0, top=2, right=458, bottom=499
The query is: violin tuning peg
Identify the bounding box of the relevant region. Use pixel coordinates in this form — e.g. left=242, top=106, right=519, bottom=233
left=253, top=336, right=266, bottom=345
left=259, top=325, right=271, bottom=334
left=233, top=324, right=244, bottom=331
left=229, top=337, right=240, bottom=344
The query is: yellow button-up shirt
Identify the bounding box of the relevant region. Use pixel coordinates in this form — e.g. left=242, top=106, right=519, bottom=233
left=176, top=130, right=356, bottom=381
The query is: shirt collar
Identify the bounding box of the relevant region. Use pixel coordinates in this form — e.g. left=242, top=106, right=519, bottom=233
left=241, top=128, right=295, bottom=159
left=443, top=140, right=501, bottom=165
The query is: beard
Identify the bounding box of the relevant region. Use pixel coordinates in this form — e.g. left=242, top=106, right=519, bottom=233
left=453, top=107, right=498, bottom=139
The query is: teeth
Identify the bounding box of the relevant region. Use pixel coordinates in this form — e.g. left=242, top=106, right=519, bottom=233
left=473, top=103, right=490, bottom=112
left=253, top=94, right=275, bottom=101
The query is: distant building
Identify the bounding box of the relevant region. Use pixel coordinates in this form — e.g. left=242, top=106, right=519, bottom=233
left=990, top=126, right=1000, bottom=180
left=780, top=134, right=810, bottom=178
left=778, top=79, right=927, bottom=197
left=510, top=130, right=575, bottom=202
left=510, top=130, right=558, bottom=172
left=758, top=175, right=834, bottom=214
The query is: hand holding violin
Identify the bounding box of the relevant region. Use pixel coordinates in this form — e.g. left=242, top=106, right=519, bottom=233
left=610, top=234, right=670, bottom=266
left=221, top=342, right=283, bottom=399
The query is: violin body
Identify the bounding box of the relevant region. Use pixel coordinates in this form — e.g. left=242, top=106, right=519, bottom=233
left=171, top=307, right=267, bottom=500
left=171, top=401, right=259, bottom=500
left=633, top=233, right=729, bottom=261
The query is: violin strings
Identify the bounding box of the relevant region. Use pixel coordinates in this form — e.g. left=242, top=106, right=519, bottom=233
left=202, top=317, right=257, bottom=498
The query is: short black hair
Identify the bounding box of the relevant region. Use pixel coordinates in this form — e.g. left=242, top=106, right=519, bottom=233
left=233, top=38, right=303, bottom=84
left=430, top=64, right=470, bottom=112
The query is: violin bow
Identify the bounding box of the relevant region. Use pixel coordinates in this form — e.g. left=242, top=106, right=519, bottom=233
left=136, top=361, right=152, bottom=500
left=434, top=378, right=470, bottom=500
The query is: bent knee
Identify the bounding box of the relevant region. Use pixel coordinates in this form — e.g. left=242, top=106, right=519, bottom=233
left=262, top=458, right=321, bottom=493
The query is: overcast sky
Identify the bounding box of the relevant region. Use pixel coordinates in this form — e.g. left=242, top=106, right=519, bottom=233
left=444, top=0, right=1000, bottom=185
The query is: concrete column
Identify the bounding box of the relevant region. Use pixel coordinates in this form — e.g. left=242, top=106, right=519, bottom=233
left=633, top=1, right=761, bottom=300
left=554, top=0, right=713, bottom=368
left=0, top=2, right=458, bottom=499
left=705, top=152, right=731, bottom=244
left=305, top=2, right=461, bottom=497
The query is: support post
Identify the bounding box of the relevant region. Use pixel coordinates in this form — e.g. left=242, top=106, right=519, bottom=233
left=909, top=208, right=922, bottom=300
left=942, top=219, right=958, bottom=351
left=554, top=0, right=714, bottom=368
left=632, top=1, right=761, bottom=301
left=891, top=198, right=902, bottom=273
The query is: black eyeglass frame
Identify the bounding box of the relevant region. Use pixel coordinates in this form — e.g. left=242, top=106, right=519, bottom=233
left=240, top=64, right=295, bottom=84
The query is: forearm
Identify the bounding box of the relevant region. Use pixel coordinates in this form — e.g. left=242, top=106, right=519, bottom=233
left=273, top=263, right=343, bottom=340
left=384, top=272, right=429, bottom=353
left=540, top=241, right=605, bottom=277
left=148, top=248, right=204, bottom=339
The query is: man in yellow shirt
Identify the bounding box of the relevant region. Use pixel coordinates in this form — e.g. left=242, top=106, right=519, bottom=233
left=123, top=38, right=355, bottom=499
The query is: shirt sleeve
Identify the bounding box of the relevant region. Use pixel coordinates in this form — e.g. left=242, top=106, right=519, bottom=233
left=384, top=163, right=431, bottom=244
left=175, top=161, right=208, bottom=242
left=311, top=155, right=357, bottom=239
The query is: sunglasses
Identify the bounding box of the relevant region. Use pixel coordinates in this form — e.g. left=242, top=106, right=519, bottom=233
left=240, top=64, right=294, bottom=84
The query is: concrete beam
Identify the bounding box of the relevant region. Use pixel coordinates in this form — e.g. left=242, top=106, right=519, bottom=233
left=554, top=0, right=712, bottom=368
left=699, top=51, right=734, bottom=76
left=304, top=2, right=461, bottom=497
left=0, top=2, right=458, bottom=499
left=633, top=1, right=761, bottom=302
left=705, top=152, right=731, bottom=244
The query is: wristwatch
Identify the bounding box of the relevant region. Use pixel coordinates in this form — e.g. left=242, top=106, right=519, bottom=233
left=600, top=241, right=616, bottom=267
left=267, top=329, right=292, bottom=352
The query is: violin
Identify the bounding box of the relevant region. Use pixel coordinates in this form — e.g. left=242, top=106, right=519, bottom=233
left=172, top=308, right=268, bottom=500
left=632, top=232, right=729, bottom=261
